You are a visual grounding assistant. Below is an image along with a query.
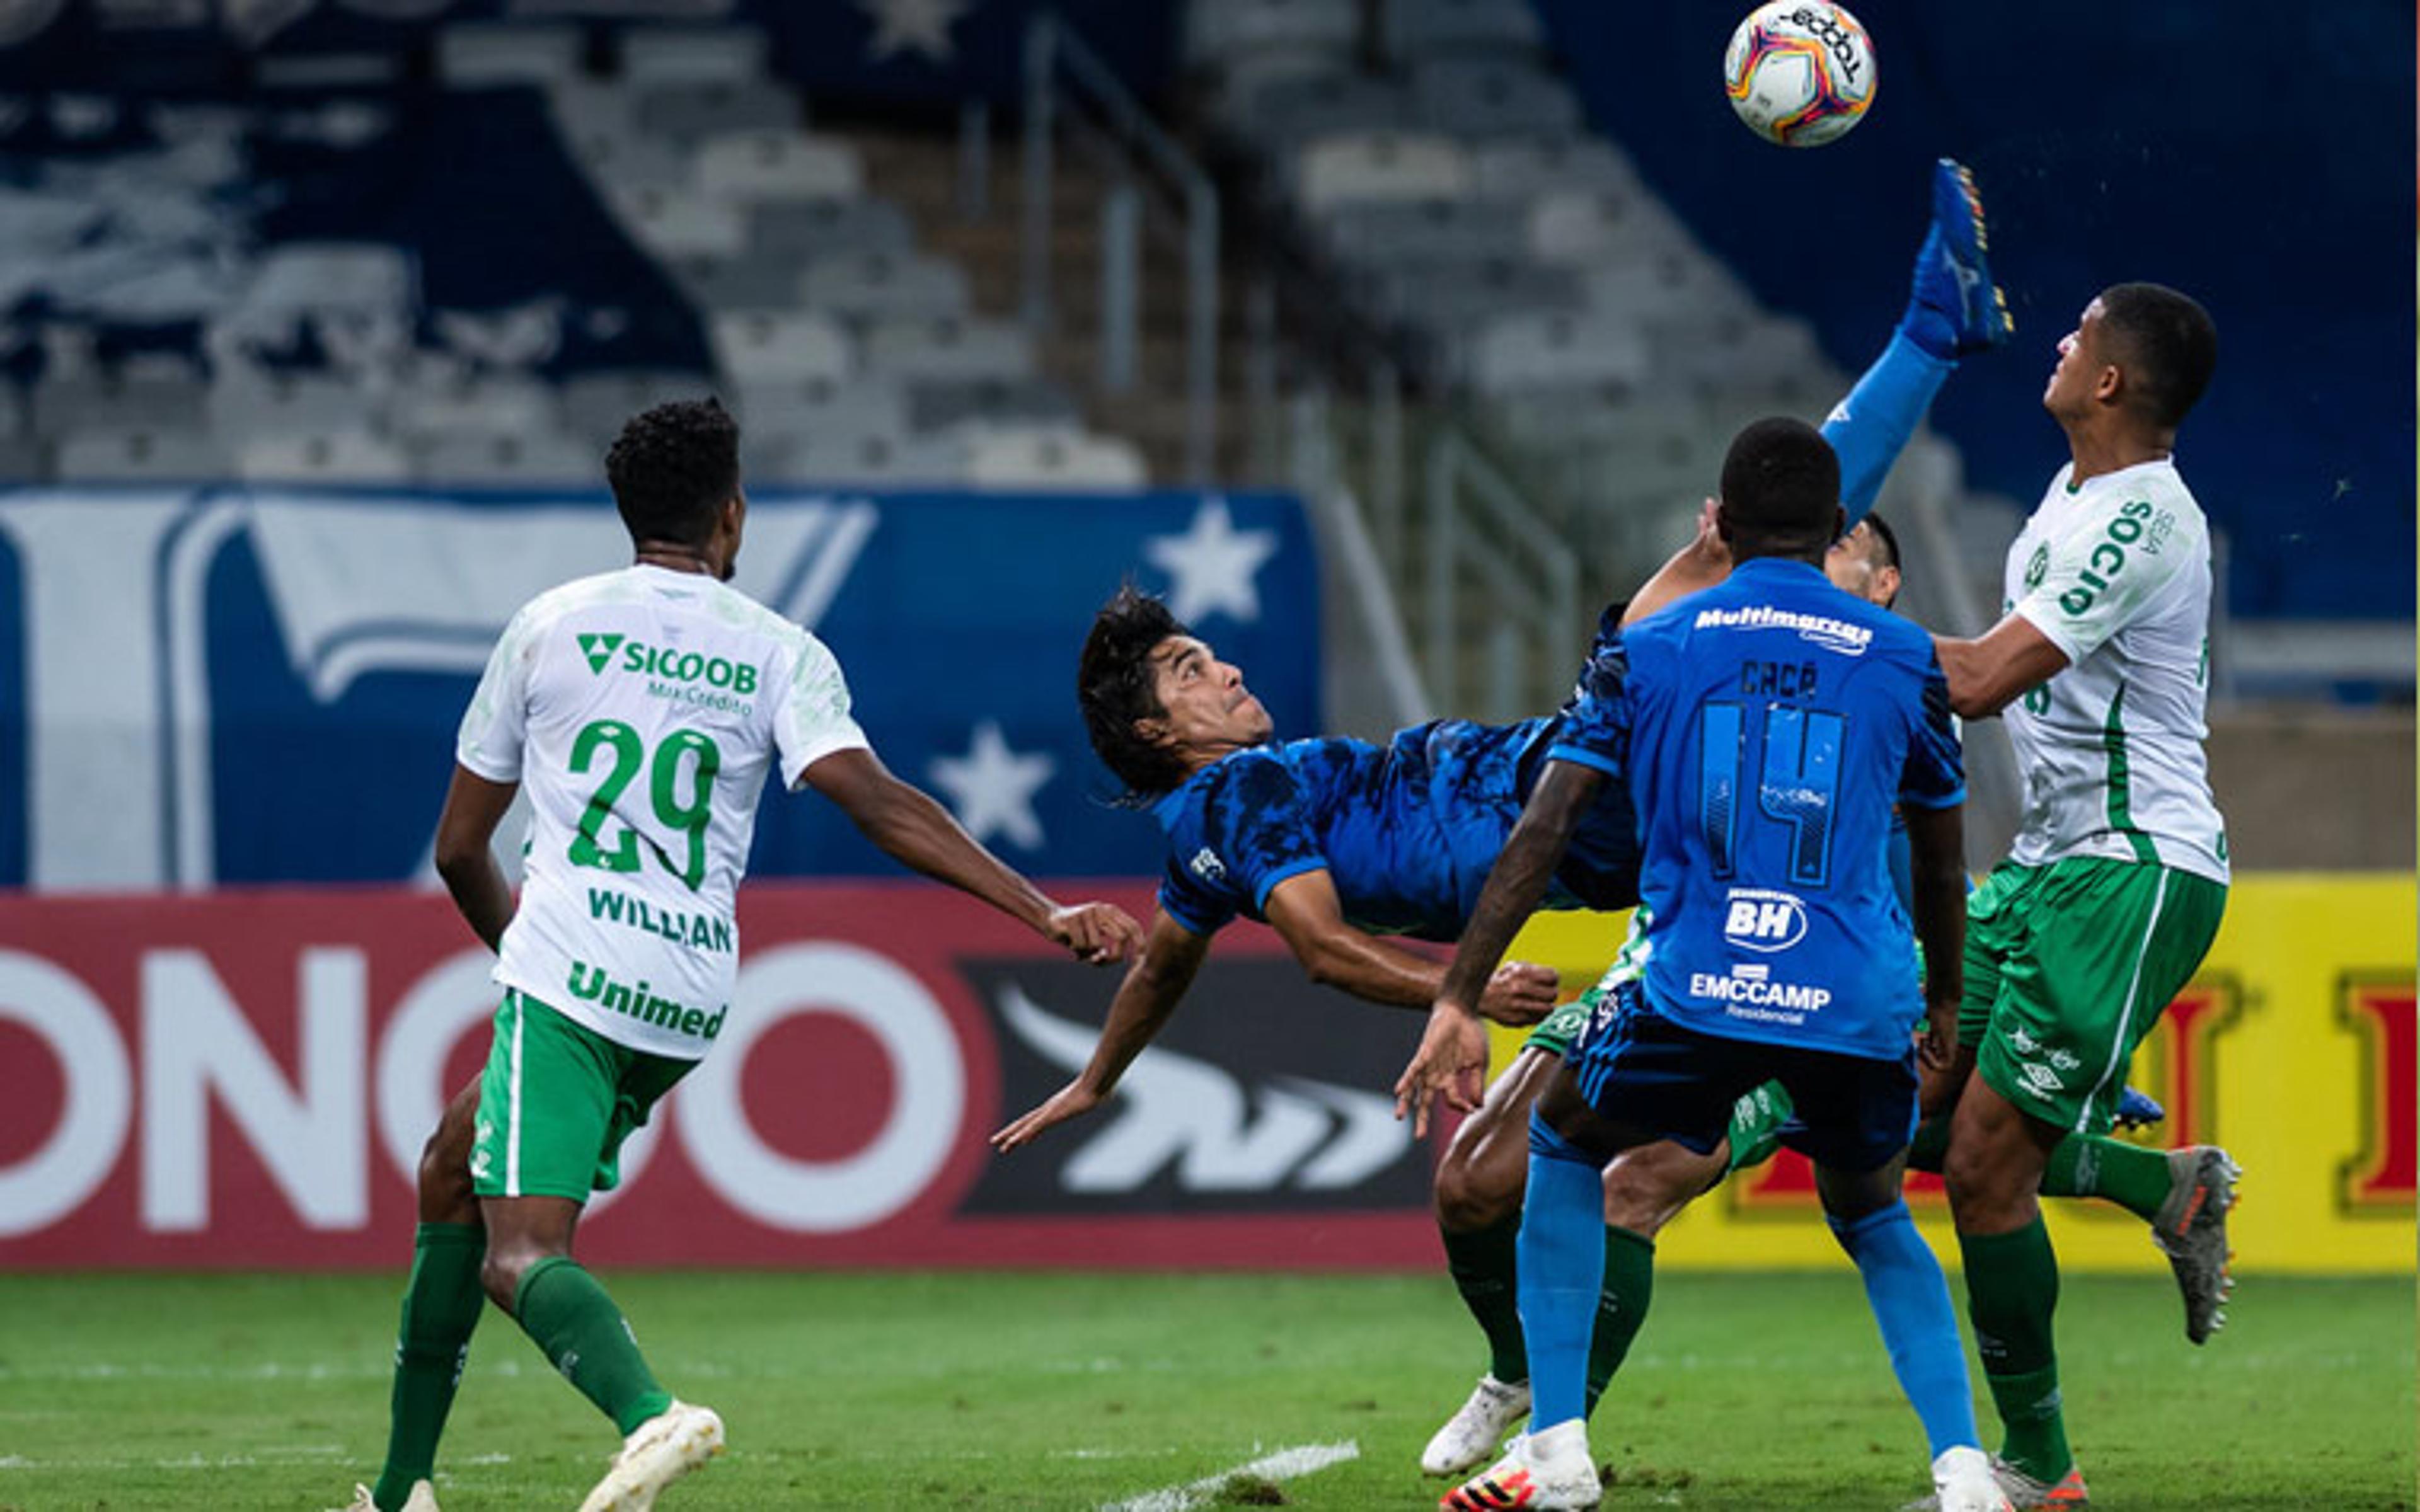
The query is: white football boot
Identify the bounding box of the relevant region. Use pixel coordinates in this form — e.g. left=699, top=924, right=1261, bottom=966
left=576, top=1400, right=725, bottom=1512
left=1442, top=1418, right=1601, bottom=1511
left=1420, top=1373, right=1533, bottom=1476
left=1933, top=1445, right=2017, bottom=1512
left=331, top=1482, right=438, bottom=1512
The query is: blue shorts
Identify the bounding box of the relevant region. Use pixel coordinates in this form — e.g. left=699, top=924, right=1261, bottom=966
left=1570, top=980, right=1918, bottom=1174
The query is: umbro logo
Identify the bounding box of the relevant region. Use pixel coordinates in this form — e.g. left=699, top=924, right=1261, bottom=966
left=1189, top=847, right=1227, bottom=884
left=577, top=632, right=625, bottom=675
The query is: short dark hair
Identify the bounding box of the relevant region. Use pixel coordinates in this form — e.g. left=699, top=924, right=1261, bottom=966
left=1078, top=585, right=1194, bottom=801
left=1719, top=416, right=1841, bottom=550
left=1861, top=510, right=1901, bottom=572
left=2097, top=282, right=2217, bottom=430
left=605, top=398, right=740, bottom=548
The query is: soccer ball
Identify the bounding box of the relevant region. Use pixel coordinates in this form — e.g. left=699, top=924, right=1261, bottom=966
left=1723, top=2, right=1876, bottom=148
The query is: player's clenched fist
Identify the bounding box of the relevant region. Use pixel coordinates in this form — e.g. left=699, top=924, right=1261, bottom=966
left=1044, top=902, right=1144, bottom=964
left=1478, top=960, right=1560, bottom=1027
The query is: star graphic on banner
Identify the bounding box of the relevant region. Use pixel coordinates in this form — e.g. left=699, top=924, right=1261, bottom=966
left=929, top=720, right=1055, bottom=850
left=1142, top=497, right=1281, bottom=624
left=856, top=0, right=972, bottom=63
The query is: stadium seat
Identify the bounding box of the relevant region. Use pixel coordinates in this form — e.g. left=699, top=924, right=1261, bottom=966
left=962, top=425, right=1150, bottom=490
left=732, top=378, right=910, bottom=469
left=1318, top=197, right=1531, bottom=271
left=207, top=372, right=375, bottom=438
left=1380, top=260, right=1584, bottom=332
left=1185, top=0, right=1359, bottom=69
left=1411, top=59, right=1586, bottom=140
left=1381, top=0, right=1547, bottom=62
left=693, top=130, right=865, bottom=204
left=1468, top=139, right=1642, bottom=202
left=1583, top=255, right=1758, bottom=333
left=28, top=372, right=208, bottom=436
left=236, top=430, right=411, bottom=484
left=1234, top=75, right=1416, bottom=148
left=708, top=310, right=854, bottom=386
left=1294, top=132, right=1476, bottom=210
left=558, top=369, right=722, bottom=443
left=760, top=429, right=967, bottom=487
left=906, top=375, right=1078, bottom=434
left=239, top=243, right=418, bottom=317
left=672, top=251, right=808, bottom=312
left=746, top=197, right=914, bottom=260
left=633, top=80, right=802, bottom=147
left=55, top=425, right=226, bottom=482
left=795, top=251, right=969, bottom=324
left=606, top=185, right=749, bottom=257
left=0, top=432, right=39, bottom=481
left=413, top=430, right=597, bottom=484
left=861, top=317, right=1034, bottom=384
left=1468, top=309, right=1651, bottom=395
left=435, top=24, right=585, bottom=88
left=1651, top=314, right=1829, bottom=392
left=619, top=26, right=768, bottom=85
left=1526, top=187, right=1691, bottom=266
left=389, top=373, right=563, bottom=439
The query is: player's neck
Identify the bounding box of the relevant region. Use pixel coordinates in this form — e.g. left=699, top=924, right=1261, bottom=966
left=633, top=540, right=721, bottom=576
left=2062, top=418, right=2172, bottom=486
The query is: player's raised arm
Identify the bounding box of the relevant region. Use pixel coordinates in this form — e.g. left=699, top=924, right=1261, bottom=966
left=801, top=746, right=1141, bottom=965
left=1395, top=759, right=1606, bottom=1138
left=990, top=909, right=1211, bottom=1152
left=1264, top=869, right=1559, bottom=1023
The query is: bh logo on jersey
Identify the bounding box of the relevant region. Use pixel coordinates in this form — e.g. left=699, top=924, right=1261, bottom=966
left=1722, top=888, right=1809, bottom=953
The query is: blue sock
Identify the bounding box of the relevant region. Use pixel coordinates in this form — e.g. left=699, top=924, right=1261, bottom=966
left=1518, top=1115, right=1608, bottom=1431
left=1820, top=331, right=1952, bottom=527
left=1829, top=1200, right=1979, bottom=1459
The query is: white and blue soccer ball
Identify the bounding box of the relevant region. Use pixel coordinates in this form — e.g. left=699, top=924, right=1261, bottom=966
left=1723, top=1, right=1876, bottom=148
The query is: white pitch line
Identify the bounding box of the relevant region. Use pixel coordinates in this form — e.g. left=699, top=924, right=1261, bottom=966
left=1101, top=1440, right=1360, bottom=1512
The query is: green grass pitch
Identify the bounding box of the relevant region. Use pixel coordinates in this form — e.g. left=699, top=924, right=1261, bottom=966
left=0, top=1271, right=2408, bottom=1509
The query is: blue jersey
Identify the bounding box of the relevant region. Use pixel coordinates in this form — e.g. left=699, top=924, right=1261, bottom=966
left=1153, top=716, right=1642, bottom=942
left=1550, top=558, right=1964, bottom=1060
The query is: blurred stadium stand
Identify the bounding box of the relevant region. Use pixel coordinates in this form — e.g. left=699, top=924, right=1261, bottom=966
left=0, top=0, right=2402, bottom=876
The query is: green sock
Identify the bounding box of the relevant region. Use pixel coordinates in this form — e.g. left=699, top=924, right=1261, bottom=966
left=374, top=1223, right=487, bottom=1512
left=2041, top=1133, right=2174, bottom=1222
left=1907, top=1116, right=1952, bottom=1174
left=1959, top=1218, right=2072, bottom=1483
left=512, top=1257, right=674, bottom=1436
left=1441, top=1213, right=1528, bottom=1383
left=1584, top=1226, right=1655, bottom=1415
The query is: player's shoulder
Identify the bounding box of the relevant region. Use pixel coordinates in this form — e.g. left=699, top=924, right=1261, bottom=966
left=514, top=566, right=644, bottom=629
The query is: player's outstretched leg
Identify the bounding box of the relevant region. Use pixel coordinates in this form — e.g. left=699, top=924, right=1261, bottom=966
left=2150, top=1146, right=2240, bottom=1344
left=577, top=1400, right=727, bottom=1512
left=1904, top=158, right=2014, bottom=360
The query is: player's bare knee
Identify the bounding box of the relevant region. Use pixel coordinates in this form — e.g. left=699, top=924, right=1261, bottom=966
left=1432, top=1154, right=1518, bottom=1233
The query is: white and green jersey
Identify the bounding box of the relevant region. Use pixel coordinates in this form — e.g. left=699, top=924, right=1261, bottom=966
left=2002, top=456, right=2227, bottom=885
left=456, top=564, right=868, bottom=1058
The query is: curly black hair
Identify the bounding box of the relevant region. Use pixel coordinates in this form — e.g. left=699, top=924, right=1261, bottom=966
left=604, top=398, right=740, bottom=549
left=1077, top=585, right=1195, bottom=801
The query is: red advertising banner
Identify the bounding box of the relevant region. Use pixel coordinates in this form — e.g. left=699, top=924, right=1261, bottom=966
left=0, top=885, right=1439, bottom=1271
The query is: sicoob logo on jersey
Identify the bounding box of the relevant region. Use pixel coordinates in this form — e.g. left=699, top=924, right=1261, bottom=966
left=577, top=631, right=760, bottom=694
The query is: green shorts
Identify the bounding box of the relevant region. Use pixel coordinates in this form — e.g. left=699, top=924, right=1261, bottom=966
left=1522, top=991, right=1599, bottom=1060
left=470, top=989, right=697, bottom=1202
left=1724, top=1081, right=1795, bottom=1172
left=1962, top=856, right=2227, bottom=1136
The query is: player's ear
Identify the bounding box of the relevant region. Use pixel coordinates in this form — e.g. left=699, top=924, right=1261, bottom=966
left=1712, top=500, right=1739, bottom=543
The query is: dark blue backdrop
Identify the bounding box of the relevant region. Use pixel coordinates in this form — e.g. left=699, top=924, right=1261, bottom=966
left=1537, top=0, right=2414, bottom=621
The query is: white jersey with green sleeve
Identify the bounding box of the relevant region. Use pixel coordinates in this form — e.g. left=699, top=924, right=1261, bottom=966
left=2001, top=456, right=2228, bottom=884
left=455, top=563, right=869, bottom=1058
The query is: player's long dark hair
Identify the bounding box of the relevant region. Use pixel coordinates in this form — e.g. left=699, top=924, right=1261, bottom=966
left=1078, top=585, right=1194, bottom=803
left=606, top=398, right=740, bottom=549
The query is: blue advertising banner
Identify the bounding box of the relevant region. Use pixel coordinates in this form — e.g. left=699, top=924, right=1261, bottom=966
left=0, top=485, right=1318, bottom=890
